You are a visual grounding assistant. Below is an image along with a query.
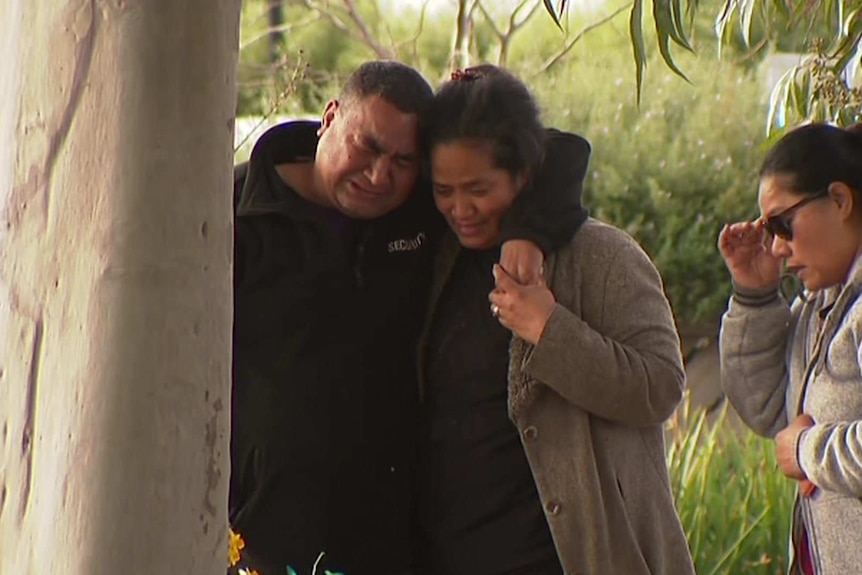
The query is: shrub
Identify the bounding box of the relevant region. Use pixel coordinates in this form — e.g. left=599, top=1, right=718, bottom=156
left=667, top=400, right=796, bottom=574
left=531, top=52, right=767, bottom=326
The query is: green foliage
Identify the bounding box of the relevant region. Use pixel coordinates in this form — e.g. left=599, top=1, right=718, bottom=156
left=533, top=51, right=765, bottom=326
left=668, top=400, right=796, bottom=574
left=545, top=0, right=858, bottom=129
left=236, top=0, right=771, bottom=326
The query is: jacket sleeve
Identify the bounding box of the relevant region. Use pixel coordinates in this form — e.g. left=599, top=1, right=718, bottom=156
left=524, top=235, right=685, bottom=426
left=498, top=129, right=591, bottom=254
left=719, top=293, right=791, bottom=438
left=798, top=421, right=862, bottom=497
left=796, top=330, right=862, bottom=496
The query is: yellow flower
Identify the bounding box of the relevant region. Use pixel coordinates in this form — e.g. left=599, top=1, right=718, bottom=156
left=228, top=527, right=245, bottom=567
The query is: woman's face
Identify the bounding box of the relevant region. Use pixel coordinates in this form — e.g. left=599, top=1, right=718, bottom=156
left=431, top=140, right=526, bottom=250
left=759, top=174, right=860, bottom=291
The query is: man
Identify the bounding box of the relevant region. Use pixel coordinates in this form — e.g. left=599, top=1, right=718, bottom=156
left=230, top=61, right=585, bottom=575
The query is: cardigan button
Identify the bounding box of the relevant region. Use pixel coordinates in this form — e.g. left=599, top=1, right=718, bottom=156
left=546, top=501, right=562, bottom=516
left=523, top=426, right=538, bottom=441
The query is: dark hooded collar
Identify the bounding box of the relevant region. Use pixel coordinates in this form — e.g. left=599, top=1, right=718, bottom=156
left=235, top=120, right=321, bottom=217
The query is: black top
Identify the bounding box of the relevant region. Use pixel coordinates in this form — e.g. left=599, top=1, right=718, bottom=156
left=229, top=121, right=588, bottom=575
left=417, top=247, right=561, bottom=575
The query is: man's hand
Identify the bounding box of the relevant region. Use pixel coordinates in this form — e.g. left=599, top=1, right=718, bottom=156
left=500, top=239, right=544, bottom=286
left=775, top=414, right=816, bottom=480
left=489, top=264, right=556, bottom=345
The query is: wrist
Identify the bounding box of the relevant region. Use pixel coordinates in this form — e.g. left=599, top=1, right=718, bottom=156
left=794, top=426, right=813, bottom=480
left=529, top=302, right=556, bottom=345
left=732, top=281, right=780, bottom=307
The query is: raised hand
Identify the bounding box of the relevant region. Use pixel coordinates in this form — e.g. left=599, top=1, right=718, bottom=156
left=717, top=220, right=783, bottom=290
left=489, top=264, right=556, bottom=345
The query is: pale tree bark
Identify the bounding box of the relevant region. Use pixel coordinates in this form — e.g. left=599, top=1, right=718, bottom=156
left=476, top=0, right=541, bottom=67
left=450, top=0, right=475, bottom=71
left=0, top=1, right=240, bottom=574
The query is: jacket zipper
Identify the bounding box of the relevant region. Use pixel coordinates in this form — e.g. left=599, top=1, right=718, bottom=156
left=353, top=226, right=373, bottom=287
left=354, top=240, right=366, bottom=286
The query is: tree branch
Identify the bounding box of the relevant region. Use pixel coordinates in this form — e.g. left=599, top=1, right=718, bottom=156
left=240, top=16, right=323, bottom=51
left=394, top=0, right=433, bottom=66
left=476, top=0, right=541, bottom=66
left=476, top=2, right=504, bottom=39
left=341, top=0, right=396, bottom=59
left=296, top=0, right=394, bottom=59
left=451, top=0, right=470, bottom=70
left=509, top=0, right=541, bottom=33
left=537, top=3, right=631, bottom=74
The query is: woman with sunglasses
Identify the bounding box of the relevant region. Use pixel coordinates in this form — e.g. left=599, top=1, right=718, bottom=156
left=719, top=122, right=862, bottom=575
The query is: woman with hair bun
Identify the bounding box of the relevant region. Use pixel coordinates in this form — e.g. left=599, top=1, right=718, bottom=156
left=719, top=122, right=862, bottom=575
left=415, top=64, right=694, bottom=575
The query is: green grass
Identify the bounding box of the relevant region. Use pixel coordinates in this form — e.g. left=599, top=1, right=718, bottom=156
left=667, top=400, right=796, bottom=575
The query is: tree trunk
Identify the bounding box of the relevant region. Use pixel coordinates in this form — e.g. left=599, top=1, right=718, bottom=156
left=268, top=0, right=285, bottom=64
left=451, top=0, right=471, bottom=70
left=0, top=1, right=241, bottom=574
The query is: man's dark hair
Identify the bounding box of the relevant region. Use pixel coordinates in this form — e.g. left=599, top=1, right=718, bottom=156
left=423, top=64, right=545, bottom=177
left=340, top=60, right=434, bottom=117
left=760, top=123, right=862, bottom=199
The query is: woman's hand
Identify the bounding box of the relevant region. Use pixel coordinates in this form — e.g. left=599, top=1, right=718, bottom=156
left=775, top=414, right=815, bottom=480
left=717, top=221, right=782, bottom=290
left=489, top=264, right=556, bottom=345
left=499, top=239, right=544, bottom=286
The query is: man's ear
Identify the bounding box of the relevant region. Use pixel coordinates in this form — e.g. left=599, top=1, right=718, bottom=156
left=830, top=181, right=856, bottom=221
left=319, top=99, right=339, bottom=136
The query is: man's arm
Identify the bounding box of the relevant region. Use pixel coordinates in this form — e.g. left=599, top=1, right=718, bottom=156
left=499, top=128, right=591, bottom=256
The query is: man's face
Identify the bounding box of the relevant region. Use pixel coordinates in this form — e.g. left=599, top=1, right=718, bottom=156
left=314, top=95, right=421, bottom=219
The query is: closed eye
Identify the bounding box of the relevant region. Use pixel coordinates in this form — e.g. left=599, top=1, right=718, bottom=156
left=395, top=154, right=417, bottom=168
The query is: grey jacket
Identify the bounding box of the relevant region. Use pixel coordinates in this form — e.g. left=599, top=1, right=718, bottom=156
left=420, top=219, right=695, bottom=575
left=720, top=256, right=862, bottom=575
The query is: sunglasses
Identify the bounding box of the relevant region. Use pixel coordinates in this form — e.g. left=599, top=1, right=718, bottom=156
left=762, top=189, right=830, bottom=241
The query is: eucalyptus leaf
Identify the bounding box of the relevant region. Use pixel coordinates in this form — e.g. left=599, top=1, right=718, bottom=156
left=542, top=0, right=564, bottom=29
left=739, top=0, right=757, bottom=47
left=654, top=0, right=693, bottom=49
left=630, top=0, right=648, bottom=104
left=715, top=0, right=739, bottom=58
left=657, top=30, right=691, bottom=82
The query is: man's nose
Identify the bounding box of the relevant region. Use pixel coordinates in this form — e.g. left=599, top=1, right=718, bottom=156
left=367, top=155, right=392, bottom=188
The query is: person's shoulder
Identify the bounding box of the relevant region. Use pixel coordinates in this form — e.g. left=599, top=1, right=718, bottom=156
left=565, top=218, right=642, bottom=257
left=545, top=128, right=591, bottom=156
left=248, top=120, right=320, bottom=163
left=552, top=219, right=659, bottom=285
